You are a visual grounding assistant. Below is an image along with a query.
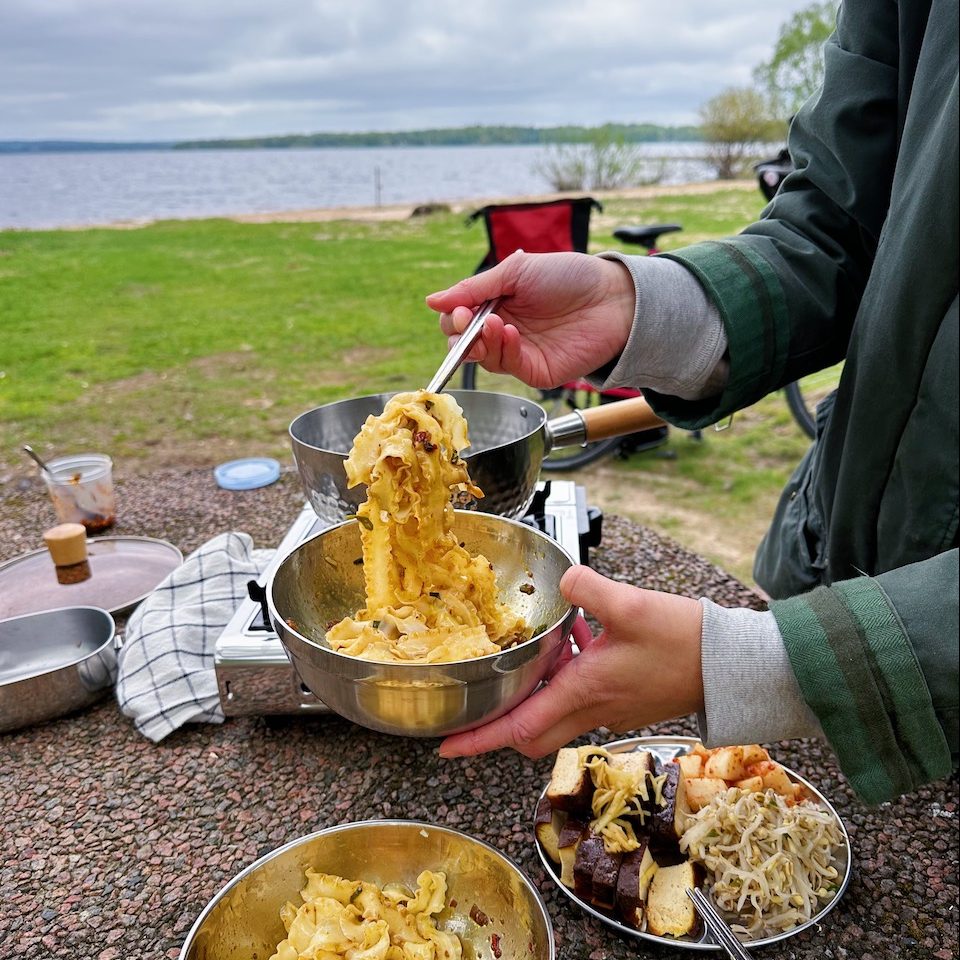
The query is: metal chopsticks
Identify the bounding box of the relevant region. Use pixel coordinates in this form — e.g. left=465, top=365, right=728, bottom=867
left=425, top=297, right=501, bottom=394
left=687, top=888, right=753, bottom=959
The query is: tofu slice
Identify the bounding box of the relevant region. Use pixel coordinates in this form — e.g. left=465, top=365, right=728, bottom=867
left=646, top=861, right=703, bottom=938
left=607, top=750, right=657, bottom=813
left=557, top=818, right=587, bottom=889
left=607, top=750, right=655, bottom=779
left=547, top=748, right=593, bottom=815
left=534, top=795, right=567, bottom=865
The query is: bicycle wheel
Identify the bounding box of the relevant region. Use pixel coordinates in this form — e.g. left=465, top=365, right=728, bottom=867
left=784, top=382, right=816, bottom=439
left=461, top=363, right=622, bottom=471
left=784, top=362, right=845, bottom=439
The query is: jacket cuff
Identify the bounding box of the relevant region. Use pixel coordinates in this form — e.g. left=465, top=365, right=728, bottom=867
left=644, top=240, right=791, bottom=429
left=697, top=598, right=824, bottom=748
left=595, top=252, right=729, bottom=400
left=771, top=578, right=953, bottom=805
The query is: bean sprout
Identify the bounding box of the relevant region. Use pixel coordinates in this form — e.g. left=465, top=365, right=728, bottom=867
left=680, top=787, right=843, bottom=938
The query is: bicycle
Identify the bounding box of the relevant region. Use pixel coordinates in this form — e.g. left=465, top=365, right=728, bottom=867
left=783, top=364, right=843, bottom=439
left=460, top=200, right=676, bottom=471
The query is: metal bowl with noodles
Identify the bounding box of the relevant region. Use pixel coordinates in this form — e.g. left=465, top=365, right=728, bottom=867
left=268, top=511, right=577, bottom=737
left=179, top=820, right=556, bottom=960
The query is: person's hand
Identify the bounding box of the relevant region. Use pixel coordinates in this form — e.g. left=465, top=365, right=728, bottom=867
left=438, top=565, right=705, bottom=759
left=425, top=251, right=636, bottom=388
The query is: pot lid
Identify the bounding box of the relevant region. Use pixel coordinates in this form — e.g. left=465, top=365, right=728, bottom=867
left=0, top=536, right=183, bottom=619
left=214, top=458, right=281, bottom=490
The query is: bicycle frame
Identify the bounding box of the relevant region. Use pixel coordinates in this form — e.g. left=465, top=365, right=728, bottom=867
left=554, top=380, right=642, bottom=400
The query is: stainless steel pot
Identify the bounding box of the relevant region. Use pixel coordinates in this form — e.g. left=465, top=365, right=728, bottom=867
left=268, top=510, right=577, bottom=737
left=290, top=390, right=663, bottom=522
left=0, top=606, right=117, bottom=733
left=180, top=820, right=555, bottom=959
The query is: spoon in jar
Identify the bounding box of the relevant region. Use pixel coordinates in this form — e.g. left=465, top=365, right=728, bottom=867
left=23, top=445, right=52, bottom=476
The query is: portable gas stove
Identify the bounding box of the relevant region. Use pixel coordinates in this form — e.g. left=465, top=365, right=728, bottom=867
left=214, top=480, right=602, bottom=717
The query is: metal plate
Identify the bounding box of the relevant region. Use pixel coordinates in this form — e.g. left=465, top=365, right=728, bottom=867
left=0, top=536, right=183, bottom=619
left=533, top=735, right=852, bottom=951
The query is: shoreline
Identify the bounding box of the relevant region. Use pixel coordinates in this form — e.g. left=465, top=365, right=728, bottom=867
left=18, top=179, right=756, bottom=232
left=230, top=179, right=756, bottom=224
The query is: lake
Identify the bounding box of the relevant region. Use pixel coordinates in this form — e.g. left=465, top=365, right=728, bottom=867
left=0, top=143, right=718, bottom=230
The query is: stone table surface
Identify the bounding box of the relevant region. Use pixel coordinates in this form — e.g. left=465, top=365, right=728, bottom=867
left=1, top=469, right=957, bottom=960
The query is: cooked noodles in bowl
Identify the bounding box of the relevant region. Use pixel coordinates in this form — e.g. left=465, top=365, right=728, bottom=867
left=327, top=389, right=528, bottom=664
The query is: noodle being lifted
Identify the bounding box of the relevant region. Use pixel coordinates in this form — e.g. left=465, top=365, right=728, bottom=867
left=326, top=390, right=528, bottom=663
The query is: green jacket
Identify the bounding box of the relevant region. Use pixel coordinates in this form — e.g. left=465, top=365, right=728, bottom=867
left=651, top=0, right=958, bottom=804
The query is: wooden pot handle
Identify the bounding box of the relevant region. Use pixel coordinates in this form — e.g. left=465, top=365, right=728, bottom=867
left=578, top=396, right=665, bottom=441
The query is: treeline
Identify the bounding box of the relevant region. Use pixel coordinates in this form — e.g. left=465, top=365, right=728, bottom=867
left=0, top=123, right=703, bottom=155
left=172, top=123, right=702, bottom=150
left=0, top=140, right=174, bottom=153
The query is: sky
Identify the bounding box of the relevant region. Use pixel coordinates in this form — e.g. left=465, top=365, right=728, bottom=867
left=1, top=0, right=814, bottom=142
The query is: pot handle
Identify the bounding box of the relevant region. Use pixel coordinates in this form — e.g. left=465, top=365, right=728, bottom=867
left=579, top=396, right=665, bottom=440
left=546, top=396, right=665, bottom=449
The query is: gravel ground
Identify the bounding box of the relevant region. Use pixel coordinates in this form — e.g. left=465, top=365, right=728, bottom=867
left=1, top=468, right=957, bottom=960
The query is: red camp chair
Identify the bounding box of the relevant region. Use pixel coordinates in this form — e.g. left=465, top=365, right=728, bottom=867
left=467, top=196, right=602, bottom=272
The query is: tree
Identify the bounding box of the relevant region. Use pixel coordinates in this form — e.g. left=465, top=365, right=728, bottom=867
left=754, top=1, right=838, bottom=119
left=534, top=127, right=663, bottom=191
left=698, top=87, right=780, bottom=179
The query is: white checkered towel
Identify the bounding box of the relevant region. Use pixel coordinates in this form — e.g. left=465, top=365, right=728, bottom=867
left=116, top=532, right=274, bottom=742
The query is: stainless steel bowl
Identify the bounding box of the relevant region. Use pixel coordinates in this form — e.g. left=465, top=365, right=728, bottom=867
left=0, top=606, right=117, bottom=733
left=268, top=511, right=577, bottom=737
left=180, top=820, right=556, bottom=960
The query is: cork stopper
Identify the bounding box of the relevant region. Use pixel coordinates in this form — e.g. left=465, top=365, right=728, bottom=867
left=43, top=523, right=89, bottom=567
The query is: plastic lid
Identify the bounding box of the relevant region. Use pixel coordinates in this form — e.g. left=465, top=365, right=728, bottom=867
left=213, top=457, right=281, bottom=491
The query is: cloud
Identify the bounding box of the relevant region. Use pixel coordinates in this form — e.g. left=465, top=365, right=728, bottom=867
left=0, top=0, right=817, bottom=140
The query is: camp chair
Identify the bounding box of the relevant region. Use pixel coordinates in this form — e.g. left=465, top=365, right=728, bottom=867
left=466, top=196, right=602, bottom=273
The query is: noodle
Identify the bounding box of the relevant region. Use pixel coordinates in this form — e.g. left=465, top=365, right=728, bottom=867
left=327, top=390, right=528, bottom=663
left=269, top=868, right=461, bottom=959
left=578, top=746, right=666, bottom=854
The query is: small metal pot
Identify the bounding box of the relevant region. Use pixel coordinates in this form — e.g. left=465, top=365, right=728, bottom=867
left=0, top=606, right=117, bottom=733
left=268, top=511, right=577, bottom=737
left=180, top=820, right=555, bottom=959
left=290, top=390, right=663, bottom=522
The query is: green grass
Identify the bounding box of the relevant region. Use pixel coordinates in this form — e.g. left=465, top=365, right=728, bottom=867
left=1, top=184, right=823, bottom=584
left=1, top=217, right=474, bottom=454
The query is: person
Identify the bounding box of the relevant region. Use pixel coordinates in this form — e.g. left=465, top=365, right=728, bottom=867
left=425, top=0, right=958, bottom=806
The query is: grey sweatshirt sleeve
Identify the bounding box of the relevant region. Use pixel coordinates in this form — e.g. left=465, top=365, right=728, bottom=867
left=596, top=252, right=730, bottom=400
left=697, top=598, right=825, bottom=746
left=593, top=252, right=819, bottom=746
